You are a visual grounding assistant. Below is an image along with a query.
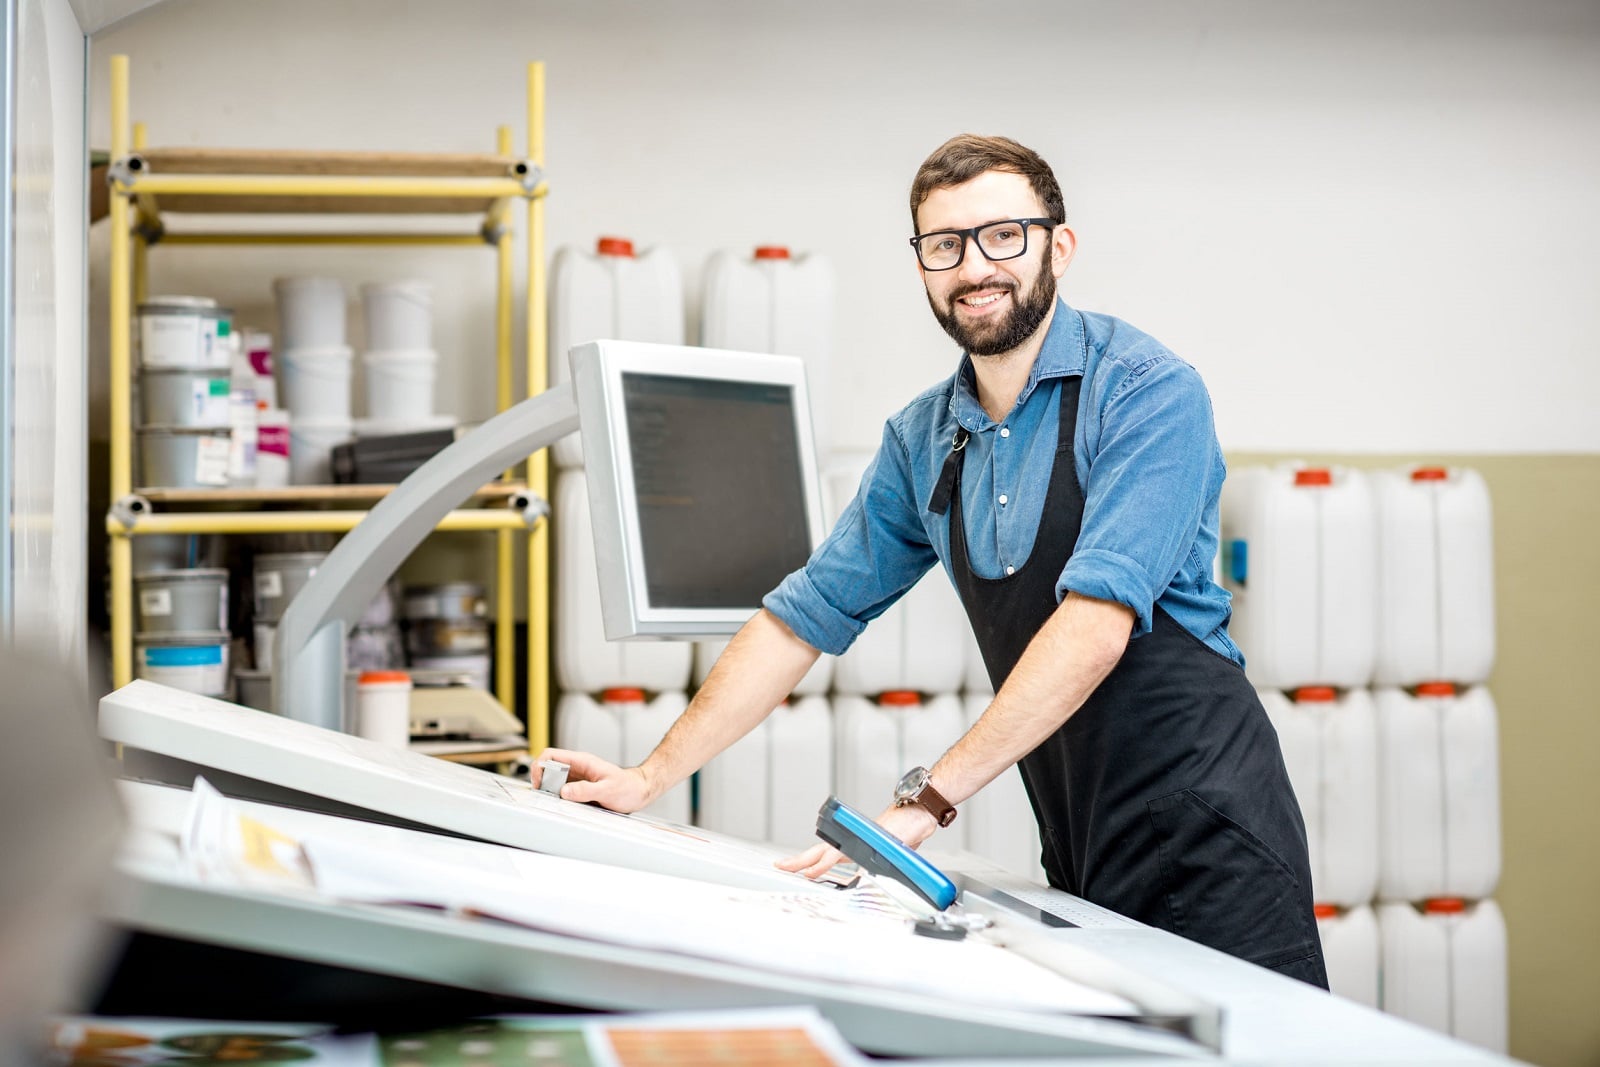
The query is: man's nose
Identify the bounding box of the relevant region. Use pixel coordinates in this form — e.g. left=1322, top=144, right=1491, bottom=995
left=955, top=238, right=993, bottom=283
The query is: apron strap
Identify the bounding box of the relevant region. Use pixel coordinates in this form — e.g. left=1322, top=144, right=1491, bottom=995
left=926, top=427, right=970, bottom=516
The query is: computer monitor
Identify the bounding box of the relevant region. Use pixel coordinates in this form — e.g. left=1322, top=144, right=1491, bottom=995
left=571, top=340, right=826, bottom=639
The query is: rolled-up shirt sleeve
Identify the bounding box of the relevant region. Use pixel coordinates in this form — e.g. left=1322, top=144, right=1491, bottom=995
left=764, top=418, right=939, bottom=656
left=1058, top=357, right=1217, bottom=638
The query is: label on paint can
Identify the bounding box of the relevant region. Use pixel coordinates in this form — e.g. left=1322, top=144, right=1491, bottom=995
left=140, top=588, right=173, bottom=617
left=194, top=436, right=231, bottom=486
left=256, top=570, right=284, bottom=600
left=192, top=380, right=231, bottom=424
left=258, top=422, right=290, bottom=459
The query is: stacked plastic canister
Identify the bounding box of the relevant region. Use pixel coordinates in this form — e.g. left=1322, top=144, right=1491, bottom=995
left=403, top=582, right=491, bottom=689
left=1221, top=463, right=1505, bottom=1051
left=549, top=236, right=693, bottom=823
left=358, top=280, right=453, bottom=443
left=273, top=277, right=352, bottom=484
left=134, top=296, right=234, bottom=491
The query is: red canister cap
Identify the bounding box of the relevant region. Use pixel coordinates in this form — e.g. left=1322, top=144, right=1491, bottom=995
left=1412, top=467, right=1449, bottom=482
left=877, top=690, right=921, bottom=707
left=1313, top=903, right=1339, bottom=919
left=602, top=687, right=646, bottom=703
left=754, top=245, right=791, bottom=260
left=1293, top=468, right=1333, bottom=487
left=1415, top=681, right=1457, bottom=698
left=1294, top=686, right=1338, bottom=703
left=596, top=236, right=635, bottom=258
left=359, top=670, right=411, bottom=686
left=1424, top=897, right=1467, bottom=914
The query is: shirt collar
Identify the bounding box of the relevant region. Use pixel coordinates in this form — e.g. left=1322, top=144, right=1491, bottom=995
left=950, top=298, right=1087, bottom=429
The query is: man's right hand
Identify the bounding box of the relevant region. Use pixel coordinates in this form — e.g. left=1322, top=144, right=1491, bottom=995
left=536, top=747, right=654, bottom=813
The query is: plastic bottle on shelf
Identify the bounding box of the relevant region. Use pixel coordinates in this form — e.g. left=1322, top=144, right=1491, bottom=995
left=1377, top=897, right=1508, bottom=1053
left=1316, top=903, right=1379, bottom=1009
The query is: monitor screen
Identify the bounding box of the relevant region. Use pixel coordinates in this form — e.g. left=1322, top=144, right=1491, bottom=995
left=571, top=341, right=826, bottom=639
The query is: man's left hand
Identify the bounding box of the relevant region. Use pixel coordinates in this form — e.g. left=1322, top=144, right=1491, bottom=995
left=775, top=802, right=940, bottom=881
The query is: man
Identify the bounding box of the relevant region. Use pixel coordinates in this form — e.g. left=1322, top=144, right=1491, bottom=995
left=543, top=134, right=1328, bottom=988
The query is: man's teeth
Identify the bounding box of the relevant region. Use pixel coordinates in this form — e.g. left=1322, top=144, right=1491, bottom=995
left=963, top=293, right=1005, bottom=307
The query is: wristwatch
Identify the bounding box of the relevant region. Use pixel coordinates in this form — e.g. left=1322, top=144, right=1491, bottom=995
left=893, top=766, right=957, bottom=828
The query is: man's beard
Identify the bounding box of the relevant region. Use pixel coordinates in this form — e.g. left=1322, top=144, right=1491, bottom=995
left=926, top=246, right=1056, bottom=357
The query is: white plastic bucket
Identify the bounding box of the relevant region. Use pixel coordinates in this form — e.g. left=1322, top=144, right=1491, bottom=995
left=962, top=693, right=1046, bottom=882
left=137, top=426, right=232, bottom=489
left=1220, top=464, right=1378, bottom=690
left=547, top=238, right=685, bottom=468
left=135, top=631, right=230, bottom=696
left=255, top=406, right=291, bottom=488
left=139, top=367, right=232, bottom=427
left=1316, top=903, right=1379, bottom=1009
left=1376, top=684, right=1502, bottom=902
left=701, top=246, right=835, bottom=457
left=362, top=349, right=438, bottom=420
left=273, top=276, right=346, bottom=349
left=1372, top=466, right=1496, bottom=688
left=288, top=417, right=353, bottom=485
left=1378, top=898, right=1508, bottom=1053
left=553, top=688, right=691, bottom=824
left=356, top=670, right=413, bottom=749
left=1261, top=686, right=1380, bottom=908
left=833, top=692, right=967, bottom=850
left=280, top=345, right=354, bottom=422
left=135, top=568, right=229, bottom=634
left=138, top=298, right=231, bottom=369
left=697, top=695, right=833, bottom=849
left=553, top=469, right=693, bottom=693
left=361, top=280, right=433, bottom=351
left=253, top=551, right=327, bottom=624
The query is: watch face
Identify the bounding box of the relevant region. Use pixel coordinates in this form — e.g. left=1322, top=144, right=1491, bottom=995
left=894, top=766, right=928, bottom=801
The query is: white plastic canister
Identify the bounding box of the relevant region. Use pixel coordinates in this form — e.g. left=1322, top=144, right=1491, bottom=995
left=1261, top=686, right=1380, bottom=908
left=356, top=669, right=413, bottom=749
left=273, top=276, right=347, bottom=349
left=700, top=246, right=835, bottom=457
left=138, top=367, right=231, bottom=427
left=137, top=426, right=232, bottom=489
left=1220, top=465, right=1378, bottom=690
left=1376, top=684, right=1502, bottom=902
left=1316, top=903, right=1380, bottom=1009
left=553, top=469, right=692, bottom=693
left=548, top=237, right=685, bottom=468
left=138, top=297, right=231, bottom=369
left=135, top=632, right=230, bottom=696
left=280, top=345, right=354, bottom=423
left=1372, top=466, right=1496, bottom=688
left=362, top=349, right=437, bottom=421
left=135, top=568, right=229, bottom=635
left=361, top=280, right=433, bottom=351
left=1378, top=897, right=1508, bottom=1054
left=961, top=692, right=1046, bottom=883
left=697, top=695, right=833, bottom=849
left=832, top=691, right=967, bottom=850
left=554, top=688, right=691, bottom=824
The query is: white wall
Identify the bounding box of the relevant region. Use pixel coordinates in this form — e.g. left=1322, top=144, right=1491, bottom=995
left=9, top=0, right=87, bottom=668
left=88, top=0, right=1600, bottom=456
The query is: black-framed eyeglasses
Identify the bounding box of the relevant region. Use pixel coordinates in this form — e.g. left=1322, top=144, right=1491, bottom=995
left=909, top=217, right=1057, bottom=271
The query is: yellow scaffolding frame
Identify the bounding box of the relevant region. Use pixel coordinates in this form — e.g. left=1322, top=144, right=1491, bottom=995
left=105, top=55, right=553, bottom=751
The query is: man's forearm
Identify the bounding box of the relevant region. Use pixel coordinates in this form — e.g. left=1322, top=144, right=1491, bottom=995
left=931, top=593, right=1134, bottom=805
left=637, top=608, right=822, bottom=800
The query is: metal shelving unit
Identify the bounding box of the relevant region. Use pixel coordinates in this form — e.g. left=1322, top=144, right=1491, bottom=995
left=103, top=55, right=556, bottom=751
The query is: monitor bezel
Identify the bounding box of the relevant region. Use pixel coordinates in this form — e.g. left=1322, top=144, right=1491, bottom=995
left=570, top=339, right=827, bottom=639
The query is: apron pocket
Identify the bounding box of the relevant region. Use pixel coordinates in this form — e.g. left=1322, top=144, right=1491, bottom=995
left=1146, top=788, right=1320, bottom=971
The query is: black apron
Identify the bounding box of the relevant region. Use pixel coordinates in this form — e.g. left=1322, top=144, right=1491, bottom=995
left=933, top=374, right=1328, bottom=987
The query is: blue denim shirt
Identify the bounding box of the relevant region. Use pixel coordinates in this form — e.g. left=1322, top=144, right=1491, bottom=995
left=764, top=298, right=1242, bottom=665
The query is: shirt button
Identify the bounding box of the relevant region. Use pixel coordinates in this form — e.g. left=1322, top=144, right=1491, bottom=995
left=1006, top=565, right=1016, bottom=576
left=1000, top=427, right=1011, bottom=438
left=998, top=494, right=1008, bottom=506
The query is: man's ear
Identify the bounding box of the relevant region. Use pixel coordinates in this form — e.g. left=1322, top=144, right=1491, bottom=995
left=1051, top=225, right=1078, bottom=279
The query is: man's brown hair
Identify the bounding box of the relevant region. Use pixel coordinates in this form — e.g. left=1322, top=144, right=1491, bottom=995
left=909, top=134, right=1066, bottom=231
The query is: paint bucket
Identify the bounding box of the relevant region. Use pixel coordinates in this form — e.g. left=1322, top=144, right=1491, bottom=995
left=273, top=276, right=346, bottom=349
left=135, top=631, right=231, bottom=696
left=403, top=582, right=486, bottom=621
left=361, top=280, right=433, bottom=350
left=138, top=367, right=232, bottom=427
left=137, top=425, right=232, bottom=489
left=279, top=344, right=353, bottom=422
left=233, top=667, right=274, bottom=712
left=408, top=653, right=492, bottom=692
left=253, top=551, right=327, bottom=624
left=138, top=297, right=232, bottom=369
left=255, top=405, right=291, bottom=488
left=288, top=418, right=353, bottom=485
left=362, top=349, right=438, bottom=420
left=135, top=568, right=229, bottom=634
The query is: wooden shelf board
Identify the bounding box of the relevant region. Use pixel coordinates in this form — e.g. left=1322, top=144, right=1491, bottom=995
left=136, top=482, right=526, bottom=507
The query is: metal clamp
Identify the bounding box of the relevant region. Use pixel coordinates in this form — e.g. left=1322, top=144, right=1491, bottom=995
left=509, top=159, right=544, bottom=195
left=479, top=219, right=509, bottom=246
left=509, top=490, right=550, bottom=529
left=109, top=493, right=152, bottom=531
left=107, top=153, right=148, bottom=190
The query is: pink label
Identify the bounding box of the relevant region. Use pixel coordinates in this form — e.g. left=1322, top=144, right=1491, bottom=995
left=258, top=425, right=290, bottom=458
left=248, top=347, right=274, bottom=376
